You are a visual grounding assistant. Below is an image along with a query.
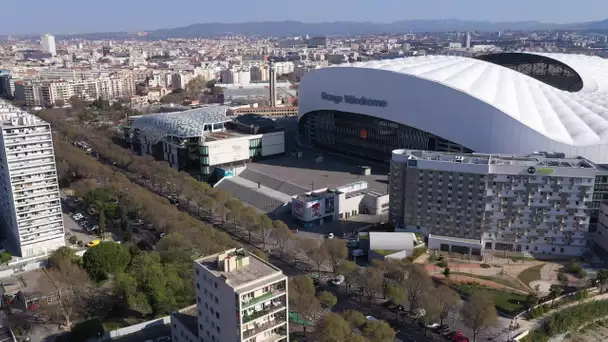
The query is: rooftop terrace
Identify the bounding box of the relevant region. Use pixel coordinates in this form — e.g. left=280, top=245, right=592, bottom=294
left=197, top=248, right=283, bottom=289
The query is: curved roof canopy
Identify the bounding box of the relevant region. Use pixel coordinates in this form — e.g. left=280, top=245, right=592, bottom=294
left=329, top=52, right=608, bottom=147
left=130, top=106, right=231, bottom=144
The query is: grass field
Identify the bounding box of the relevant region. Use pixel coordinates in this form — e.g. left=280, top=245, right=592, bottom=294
left=517, top=264, right=545, bottom=287
left=455, top=284, right=528, bottom=315
left=452, top=272, right=530, bottom=293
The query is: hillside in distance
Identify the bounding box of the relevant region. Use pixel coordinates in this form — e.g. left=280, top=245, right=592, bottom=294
left=146, top=18, right=608, bottom=38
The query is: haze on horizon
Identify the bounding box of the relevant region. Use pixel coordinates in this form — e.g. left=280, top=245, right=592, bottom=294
left=3, top=0, right=608, bottom=35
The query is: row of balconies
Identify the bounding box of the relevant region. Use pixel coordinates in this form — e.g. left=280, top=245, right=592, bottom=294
left=11, top=174, right=57, bottom=185
left=20, top=224, right=64, bottom=239
left=13, top=185, right=58, bottom=197
left=17, top=209, right=62, bottom=222
left=6, top=144, right=52, bottom=153
left=10, top=163, right=55, bottom=175
left=18, top=216, right=62, bottom=230
left=3, top=128, right=50, bottom=137
left=3, top=136, right=52, bottom=146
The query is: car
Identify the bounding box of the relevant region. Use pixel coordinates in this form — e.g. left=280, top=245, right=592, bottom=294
left=86, top=239, right=101, bottom=247
left=391, top=304, right=406, bottom=312
left=436, top=324, right=450, bottom=332
left=352, top=249, right=366, bottom=257
left=158, top=232, right=166, bottom=238
left=365, top=316, right=377, bottom=321
left=346, top=239, right=358, bottom=247
left=327, top=233, right=334, bottom=239
left=331, top=275, right=345, bottom=285
left=426, top=322, right=440, bottom=329
left=410, top=307, right=426, bottom=319
left=73, top=213, right=84, bottom=221
left=90, top=225, right=99, bottom=231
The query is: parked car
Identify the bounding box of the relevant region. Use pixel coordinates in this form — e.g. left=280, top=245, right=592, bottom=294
left=86, top=239, right=101, bottom=247
left=436, top=324, right=450, bottom=332
left=391, top=304, right=406, bottom=312
left=365, top=316, right=377, bottom=321
left=346, top=239, right=358, bottom=248
left=331, top=275, right=345, bottom=285
left=426, top=322, right=440, bottom=329
left=326, top=233, right=334, bottom=239
left=352, top=249, right=366, bottom=258
left=73, top=213, right=84, bottom=221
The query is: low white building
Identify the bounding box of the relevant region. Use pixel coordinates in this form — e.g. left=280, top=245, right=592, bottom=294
left=291, top=181, right=389, bottom=228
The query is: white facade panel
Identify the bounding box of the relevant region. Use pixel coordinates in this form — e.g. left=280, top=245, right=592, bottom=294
left=206, top=138, right=250, bottom=166
left=261, top=131, right=285, bottom=157
left=298, top=53, right=608, bottom=164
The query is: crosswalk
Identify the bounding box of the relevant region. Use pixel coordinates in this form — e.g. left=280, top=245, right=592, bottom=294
left=310, top=297, right=362, bottom=322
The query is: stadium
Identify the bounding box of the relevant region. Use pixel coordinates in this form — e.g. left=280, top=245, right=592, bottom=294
left=298, top=52, right=608, bottom=164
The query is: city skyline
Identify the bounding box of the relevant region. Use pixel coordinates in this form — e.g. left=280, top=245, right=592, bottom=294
left=3, top=0, right=608, bottom=35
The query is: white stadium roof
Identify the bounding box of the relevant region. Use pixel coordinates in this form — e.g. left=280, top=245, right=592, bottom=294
left=298, top=52, right=608, bottom=163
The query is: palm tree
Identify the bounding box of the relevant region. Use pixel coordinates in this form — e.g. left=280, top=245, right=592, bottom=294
left=549, top=285, right=563, bottom=308
left=596, top=269, right=608, bottom=293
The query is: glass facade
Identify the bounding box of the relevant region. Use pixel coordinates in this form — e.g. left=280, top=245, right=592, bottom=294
left=299, top=110, right=472, bottom=163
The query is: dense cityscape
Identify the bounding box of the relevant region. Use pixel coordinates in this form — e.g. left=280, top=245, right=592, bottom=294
left=2, top=12, right=608, bottom=342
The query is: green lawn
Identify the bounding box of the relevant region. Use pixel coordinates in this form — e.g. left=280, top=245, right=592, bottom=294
left=517, top=264, right=545, bottom=286
left=373, top=249, right=398, bottom=256
left=452, top=272, right=530, bottom=293
left=455, top=284, right=528, bottom=315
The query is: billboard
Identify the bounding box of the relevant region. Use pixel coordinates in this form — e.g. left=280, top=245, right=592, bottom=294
left=207, top=139, right=250, bottom=166
left=325, top=197, right=334, bottom=214
left=293, top=200, right=305, bottom=218
left=311, top=200, right=321, bottom=218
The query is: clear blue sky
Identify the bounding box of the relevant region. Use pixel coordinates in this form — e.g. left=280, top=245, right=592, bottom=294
left=4, top=0, right=608, bottom=35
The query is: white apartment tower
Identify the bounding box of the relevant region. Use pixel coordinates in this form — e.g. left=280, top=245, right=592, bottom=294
left=40, top=34, right=57, bottom=56
left=390, top=150, right=596, bottom=257
left=0, top=103, right=65, bottom=257
left=171, top=248, right=288, bottom=342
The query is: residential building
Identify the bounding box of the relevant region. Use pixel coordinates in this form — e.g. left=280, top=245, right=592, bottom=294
left=171, top=248, right=288, bottom=342
left=0, top=102, right=65, bottom=257
left=390, top=149, right=597, bottom=257
left=40, top=34, right=56, bottom=56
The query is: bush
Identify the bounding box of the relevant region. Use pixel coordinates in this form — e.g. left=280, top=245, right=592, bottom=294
left=557, top=273, right=568, bottom=282
left=83, top=242, right=131, bottom=281
left=69, top=236, right=78, bottom=244
left=480, top=263, right=491, bottom=269
left=437, top=261, right=447, bottom=268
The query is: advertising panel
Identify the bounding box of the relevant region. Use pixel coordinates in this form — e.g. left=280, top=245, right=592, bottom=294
left=207, top=139, right=250, bottom=166
left=292, top=200, right=305, bottom=218
left=310, top=200, right=321, bottom=218
left=325, top=197, right=335, bottom=214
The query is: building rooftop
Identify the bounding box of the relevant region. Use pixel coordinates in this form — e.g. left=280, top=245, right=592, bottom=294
left=203, top=129, right=249, bottom=142
left=0, top=103, right=46, bottom=128
left=1, top=269, right=58, bottom=300
left=197, top=248, right=283, bottom=290
left=397, top=150, right=597, bottom=170
left=130, top=105, right=232, bottom=144
left=172, top=306, right=198, bottom=338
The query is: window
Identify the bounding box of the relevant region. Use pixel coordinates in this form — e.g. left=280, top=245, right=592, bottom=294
left=216, top=312, right=219, bottom=319
left=197, top=296, right=201, bottom=303
left=216, top=326, right=220, bottom=334
left=214, top=282, right=218, bottom=289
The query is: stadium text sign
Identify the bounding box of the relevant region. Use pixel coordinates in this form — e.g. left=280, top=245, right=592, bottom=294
left=321, top=92, right=388, bottom=108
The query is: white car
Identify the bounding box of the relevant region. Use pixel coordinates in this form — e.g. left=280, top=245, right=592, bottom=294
left=327, top=233, right=334, bottom=239
left=365, top=315, right=377, bottom=321
left=426, top=322, right=440, bottom=329
left=331, top=275, right=345, bottom=285
left=73, top=213, right=84, bottom=221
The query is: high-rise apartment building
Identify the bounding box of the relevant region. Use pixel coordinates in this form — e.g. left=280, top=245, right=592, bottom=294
left=0, top=102, right=65, bottom=257
left=390, top=149, right=597, bottom=257
left=40, top=34, right=56, bottom=56
left=171, top=248, right=288, bottom=342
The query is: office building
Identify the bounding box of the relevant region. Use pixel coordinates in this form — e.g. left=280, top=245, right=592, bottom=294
left=268, top=61, right=277, bottom=107
left=389, top=149, right=596, bottom=257
left=298, top=52, right=608, bottom=164
left=40, top=34, right=56, bottom=56
left=171, top=248, right=288, bottom=342
left=0, top=102, right=65, bottom=257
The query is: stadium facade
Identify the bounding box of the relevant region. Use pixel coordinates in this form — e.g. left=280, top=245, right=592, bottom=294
left=298, top=52, right=608, bottom=164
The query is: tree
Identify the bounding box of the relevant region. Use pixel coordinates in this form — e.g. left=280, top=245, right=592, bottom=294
left=82, top=242, right=131, bottom=281
left=98, top=209, right=106, bottom=239
left=271, top=220, right=292, bottom=257
left=296, top=237, right=318, bottom=263
left=549, top=285, right=564, bottom=308
left=317, top=291, right=338, bottom=309
left=49, top=247, right=78, bottom=269
left=596, top=269, right=608, bottom=293
left=386, top=283, right=407, bottom=306
left=359, top=267, right=383, bottom=305
left=403, top=264, right=433, bottom=310
left=338, top=261, right=360, bottom=293
left=436, top=285, right=460, bottom=325
left=289, top=276, right=320, bottom=335
left=185, top=75, right=206, bottom=98
left=420, top=290, right=442, bottom=335
left=342, top=309, right=366, bottom=329
left=324, top=238, right=348, bottom=273
left=309, top=246, right=328, bottom=273
left=54, top=99, right=65, bottom=108
left=257, top=214, right=274, bottom=249
left=461, top=292, right=498, bottom=342
left=240, top=207, right=260, bottom=242
left=443, top=267, right=451, bottom=279
left=0, top=252, right=11, bottom=265
left=362, top=320, right=396, bottom=342
left=43, top=259, right=95, bottom=330
left=314, top=312, right=352, bottom=342
left=253, top=250, right=269, bottom=262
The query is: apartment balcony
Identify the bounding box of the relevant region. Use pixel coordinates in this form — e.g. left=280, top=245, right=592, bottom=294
left=242, top=316, right=287, bottom=340
left=242, top=301, right=286, bottom=324
left=4, top=136, right=52, bottom=146
left=9, top=159, right=56, bottom=171
left=242, top=288, right=287, bottom=311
